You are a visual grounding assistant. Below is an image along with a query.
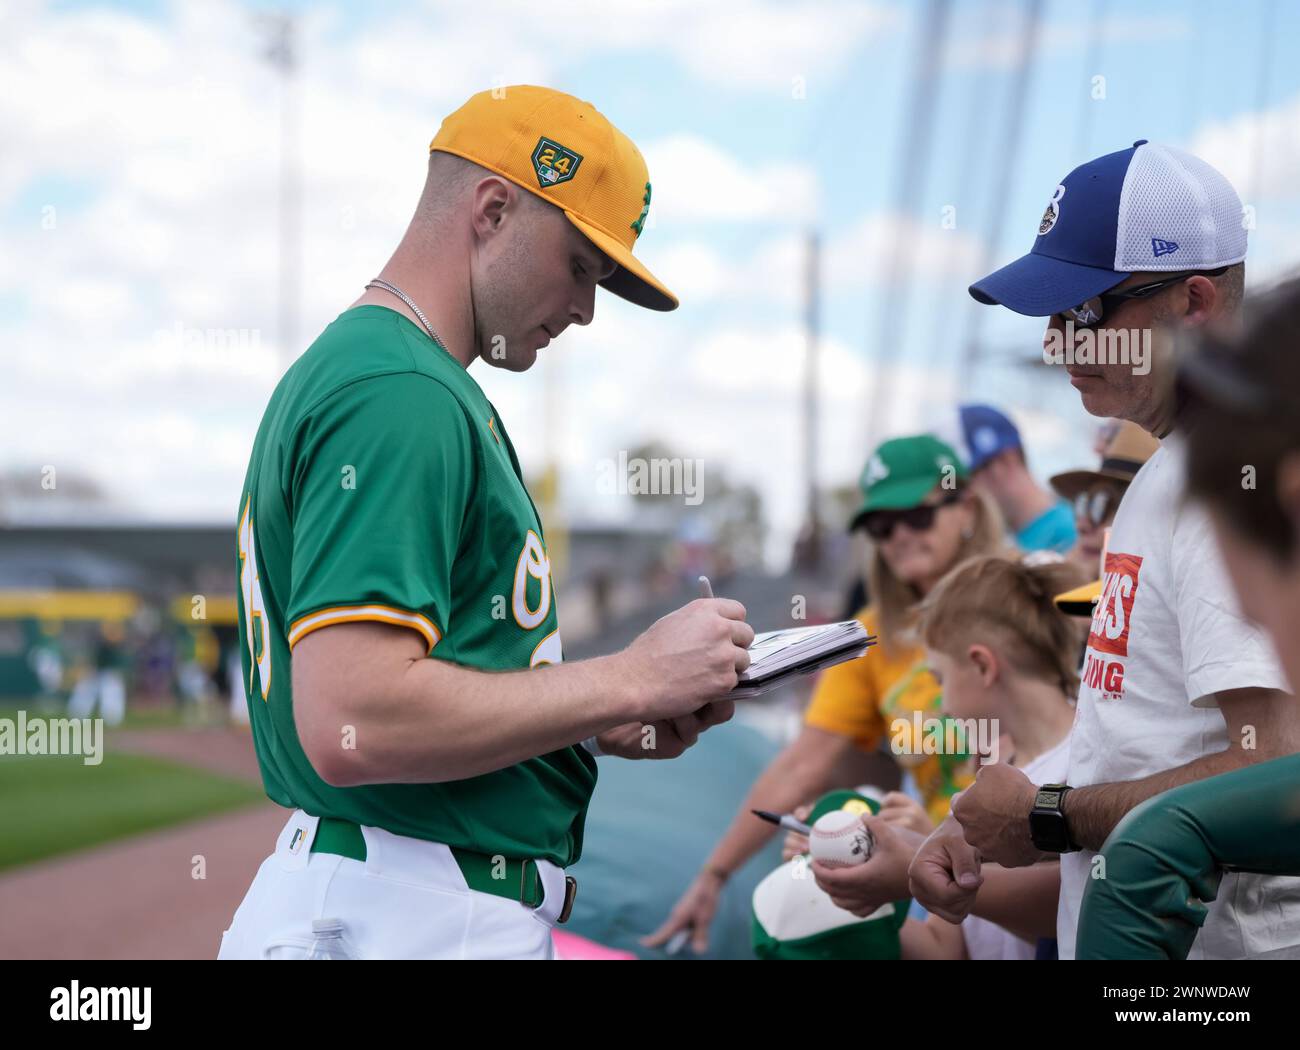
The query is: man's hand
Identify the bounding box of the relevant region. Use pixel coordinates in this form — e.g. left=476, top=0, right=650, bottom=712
left=620, top=598, right=753, bottom=722
left=951, top=764, right=1044, bottom=868
left=811, top=815, right=920, bottom=917
left=908, top=816, right=984, bottom=924
left=596, top=701, right=736, bottom=760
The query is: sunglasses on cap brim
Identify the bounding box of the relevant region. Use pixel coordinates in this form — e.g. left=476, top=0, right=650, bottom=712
left=860, top=491, right=963, bottom=541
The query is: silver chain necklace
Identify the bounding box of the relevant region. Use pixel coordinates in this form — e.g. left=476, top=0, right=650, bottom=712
left=365, top=278, right=448, bottom=352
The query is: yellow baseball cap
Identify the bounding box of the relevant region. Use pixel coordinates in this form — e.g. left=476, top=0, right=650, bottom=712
left=1054, top=578, right=1101, bottom=618
left=429, top=85, right=677, bottom=312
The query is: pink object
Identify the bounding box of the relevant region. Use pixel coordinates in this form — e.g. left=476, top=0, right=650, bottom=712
left=551, top=930, right=637, bottom=960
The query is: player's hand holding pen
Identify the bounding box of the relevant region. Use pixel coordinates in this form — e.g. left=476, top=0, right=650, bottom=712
left=617, top=575, right=753, bottom=724
left=595, top=578, right=750, bottom=760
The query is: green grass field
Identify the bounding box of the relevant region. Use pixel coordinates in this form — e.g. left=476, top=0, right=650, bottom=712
left=1, top=697, right=226, bottom=732
left=0, top=751, right=265, bottom=872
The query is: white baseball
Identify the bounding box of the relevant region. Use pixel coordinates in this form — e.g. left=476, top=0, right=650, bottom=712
left=809, top=810, right=873, bottom=868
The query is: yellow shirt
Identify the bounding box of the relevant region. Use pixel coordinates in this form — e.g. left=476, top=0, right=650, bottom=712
left=804, top=606, right=976, bottom=826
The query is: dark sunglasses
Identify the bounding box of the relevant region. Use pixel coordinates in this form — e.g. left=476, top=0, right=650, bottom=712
left=861, top=491, right=963, bottom=541
left=1060, top=267, right=1229, bottom=329
left=1073, top=487, right=1121, bottom=527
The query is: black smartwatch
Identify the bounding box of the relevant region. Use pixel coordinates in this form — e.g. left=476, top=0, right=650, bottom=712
left=1029, top=784, right=1078, bottom=853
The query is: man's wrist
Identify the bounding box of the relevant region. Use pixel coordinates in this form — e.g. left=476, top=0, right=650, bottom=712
left=1028, top=783, right=1078, bottom=853
left=601, top=650, right=654, bottom=723
left=1059, top=784, right=1082, bottom=849
left=702, top=863, right=731, bottom=884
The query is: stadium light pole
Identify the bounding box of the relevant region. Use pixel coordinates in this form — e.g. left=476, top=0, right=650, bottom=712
left=258, top=13, right=300, bottom=371
left=863, top=0, right=953, bottom=453
left=959, top=0, right=1043, bottom=389
left=800, top=229, right=822, bottom=571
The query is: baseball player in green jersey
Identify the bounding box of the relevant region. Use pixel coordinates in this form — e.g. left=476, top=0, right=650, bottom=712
left=218, top=86, right=754, bottom=960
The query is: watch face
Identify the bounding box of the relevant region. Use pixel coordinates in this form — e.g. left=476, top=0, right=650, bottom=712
left=1030, top=788, right=1072, bottom=853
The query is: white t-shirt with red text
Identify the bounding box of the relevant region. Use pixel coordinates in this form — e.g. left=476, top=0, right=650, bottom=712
left=1058, top=437, right=1298, bottom=959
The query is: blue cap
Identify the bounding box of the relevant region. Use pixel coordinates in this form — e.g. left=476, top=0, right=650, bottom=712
left=959, top=404, right=1022, bottom=472
left=969, top=141, right=1247, bottom=316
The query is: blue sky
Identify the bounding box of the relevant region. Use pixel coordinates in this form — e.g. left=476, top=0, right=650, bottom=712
left=4, top=0, right=1299, bottom=563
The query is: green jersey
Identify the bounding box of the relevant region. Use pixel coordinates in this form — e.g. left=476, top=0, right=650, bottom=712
left=235, top=305, right=596, bottom=867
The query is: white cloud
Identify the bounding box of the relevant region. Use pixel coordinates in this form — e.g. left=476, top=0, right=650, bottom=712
left=687, top=325, right=867, bottom=401
left=472, top=304, right=967, bottom=565
left=1190, top=92, right=1300, bottom=206
left=650, top=210, right=985, bottom=308
left=824, top=212, right=987, bottom=288
left=0, top=0, right=1101, bottom=564
left=643, top=134, right=819, bottom=228
left=0, top=0, right=870, bottom=538
left=367, top=0, right=897, bottom=94
left=944, top=8, right=1190, bottom=72
left=671, top=1, right=897, bottom=89
left=1183, top=94, right=1300, bottom=290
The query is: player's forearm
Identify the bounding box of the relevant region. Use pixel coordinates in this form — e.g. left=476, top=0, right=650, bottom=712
left=1061, top=688, right=1298, bottom=850
left=313, top=652, right=641, bottom=786
left=968, top=862, right=1060, bottom=942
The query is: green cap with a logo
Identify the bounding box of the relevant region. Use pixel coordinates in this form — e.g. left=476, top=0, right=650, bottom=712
left=750, top=790, right=911, bottom=961
left=850, top=435, right=968, bottom=531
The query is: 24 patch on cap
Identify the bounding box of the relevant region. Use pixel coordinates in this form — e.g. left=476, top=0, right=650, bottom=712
left=532, top=137, right=583, bottom=187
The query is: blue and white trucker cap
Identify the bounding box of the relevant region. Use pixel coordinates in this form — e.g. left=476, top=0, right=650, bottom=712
left=969, top=140, right=1247, bottom=316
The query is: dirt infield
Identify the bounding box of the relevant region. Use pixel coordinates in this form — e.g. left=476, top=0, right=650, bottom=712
left=0, top=801, right=288, bottom=959
left=0, top=725, right=285, bottom=960
left=109, top=726, right=264, bottom=783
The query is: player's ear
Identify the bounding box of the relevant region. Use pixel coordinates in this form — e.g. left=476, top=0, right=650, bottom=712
left=471, top=176, right=512, bottom=239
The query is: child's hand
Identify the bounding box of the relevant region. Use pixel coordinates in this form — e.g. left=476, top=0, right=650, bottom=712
left=878, top=791, right=934, bottom=836
left=781, top=804, right=813, bottom=862
left=812, top=815, right=918, bottom=917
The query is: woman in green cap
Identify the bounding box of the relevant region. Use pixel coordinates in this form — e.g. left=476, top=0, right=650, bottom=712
left=646, top=434, right=1007, bottom=954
